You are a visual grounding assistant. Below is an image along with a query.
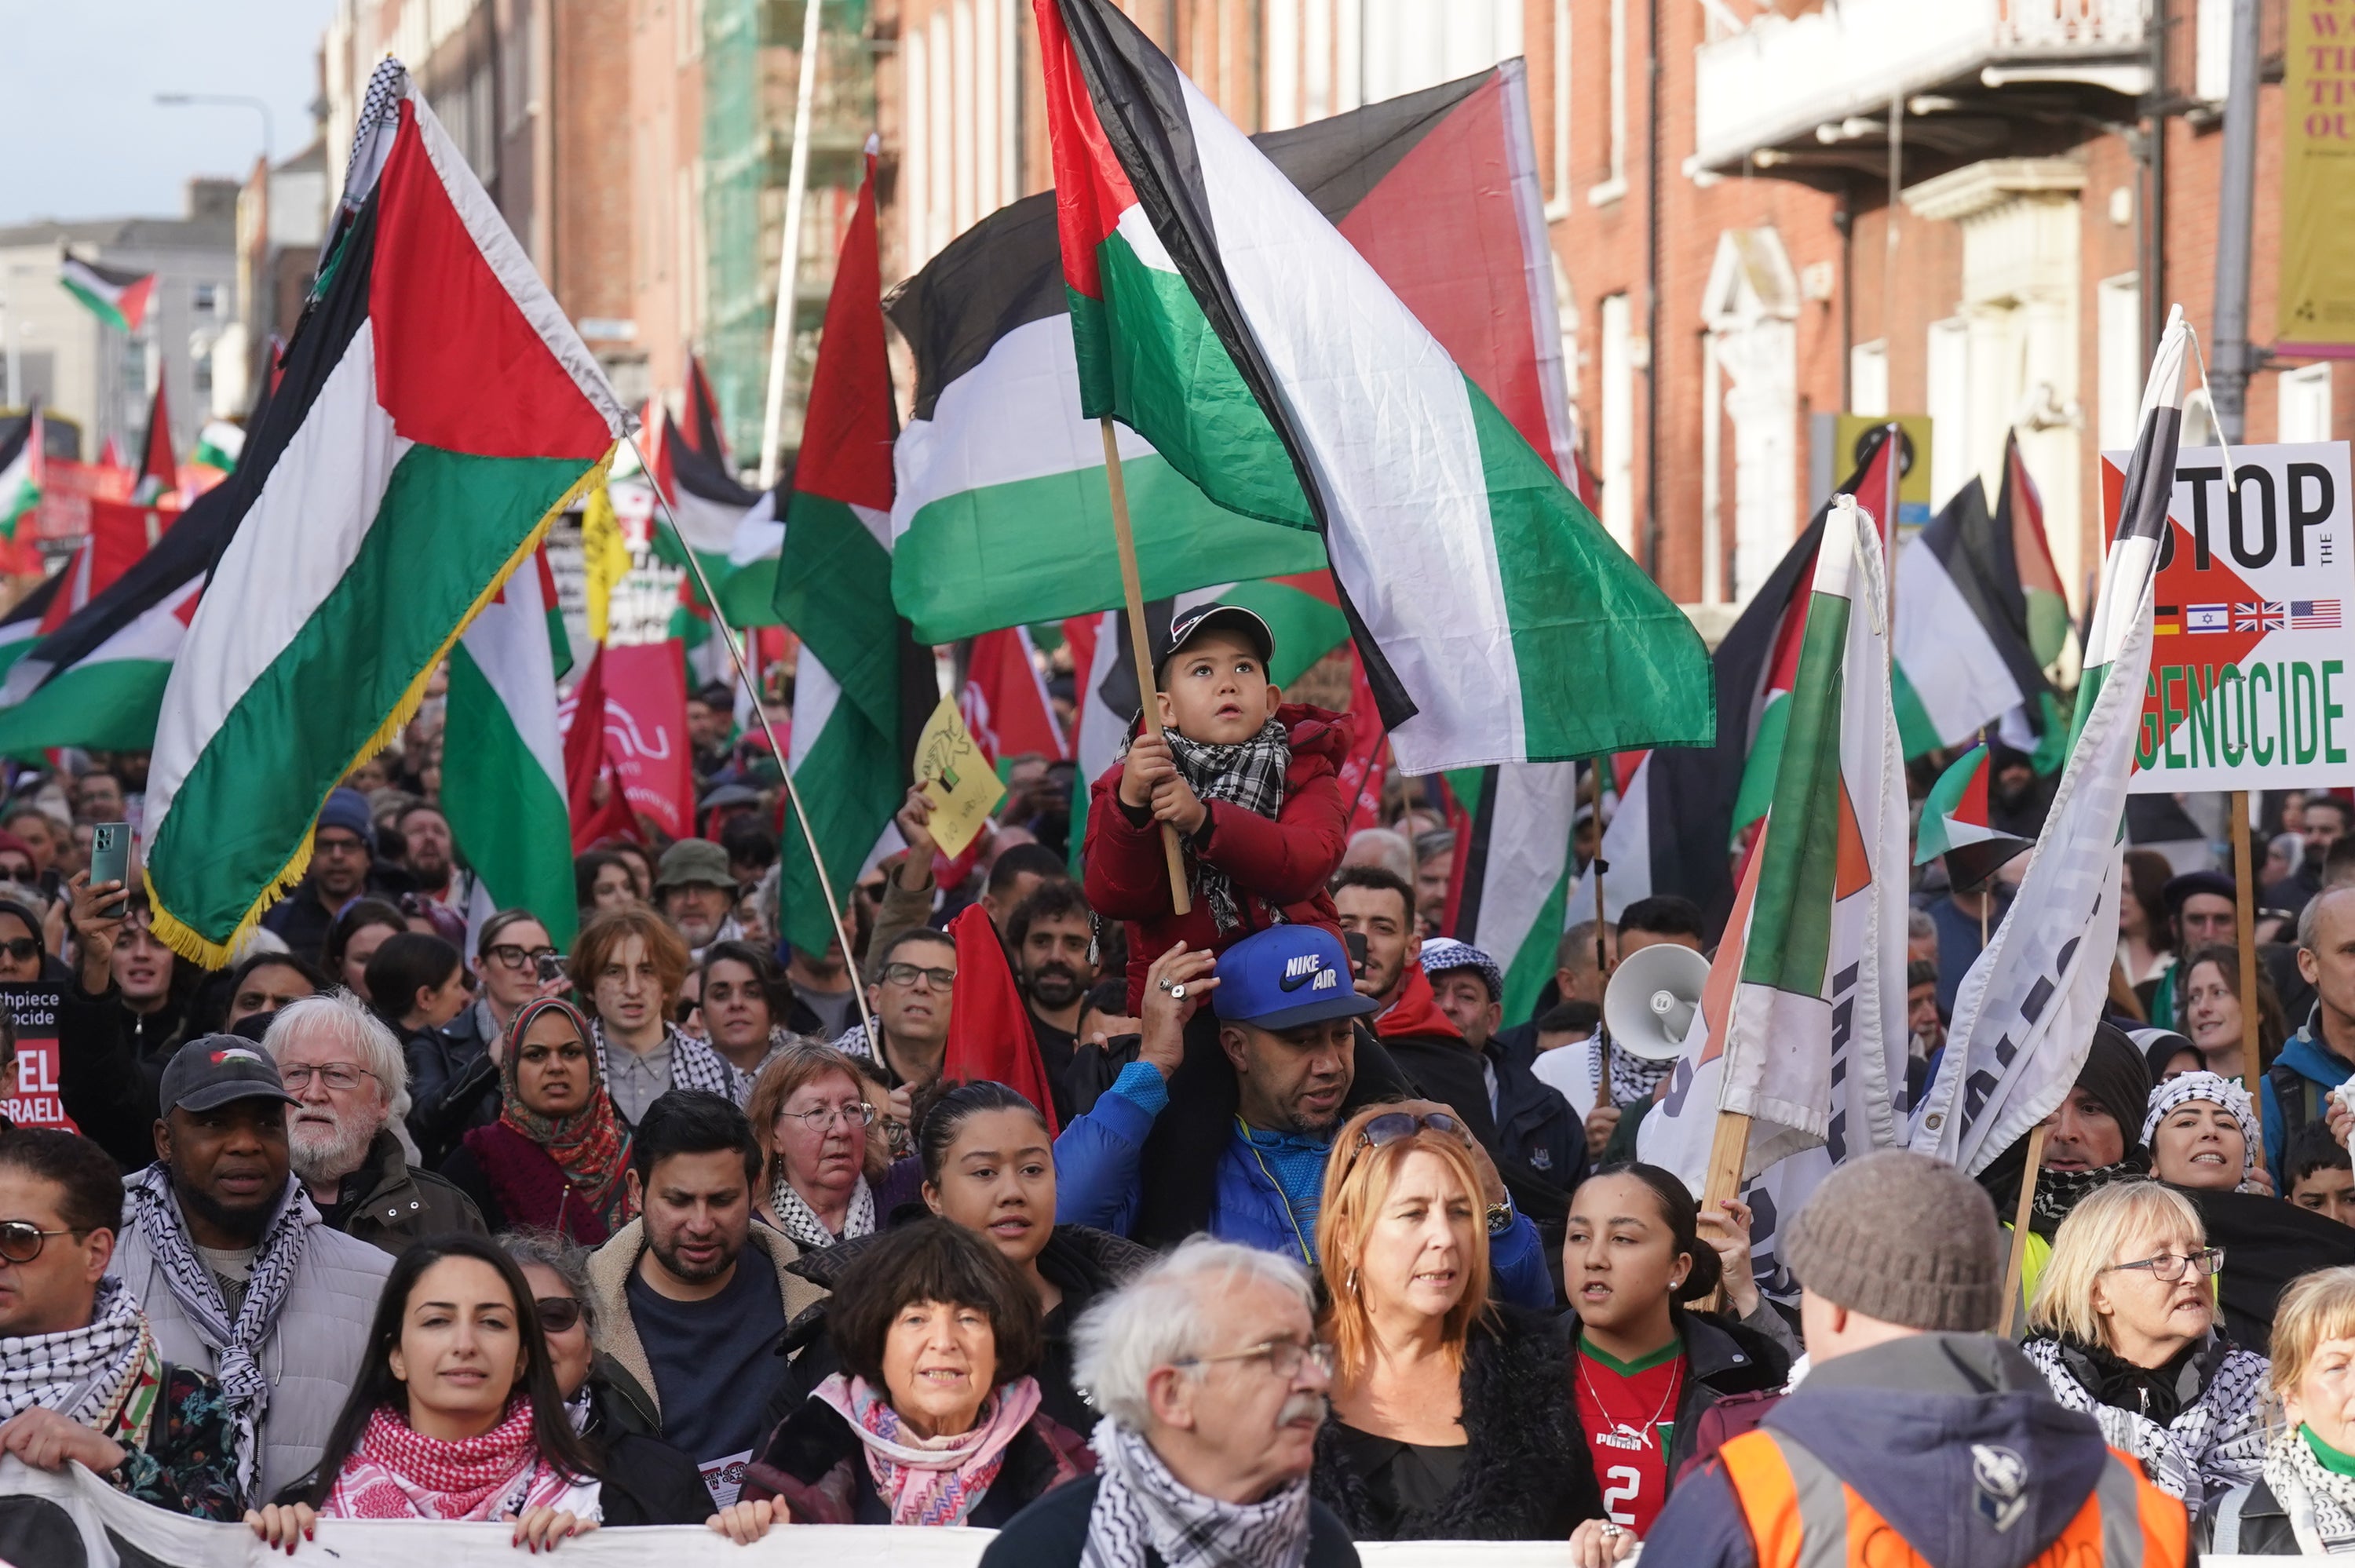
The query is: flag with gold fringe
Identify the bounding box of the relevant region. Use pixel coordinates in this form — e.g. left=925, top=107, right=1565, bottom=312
left=141, top=59, right=631, bottom=963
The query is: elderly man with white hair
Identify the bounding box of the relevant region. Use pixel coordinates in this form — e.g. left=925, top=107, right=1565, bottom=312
left=261, top=991, right=484, bottom=1254
left=980, top=1237, right=1360, bottom=1568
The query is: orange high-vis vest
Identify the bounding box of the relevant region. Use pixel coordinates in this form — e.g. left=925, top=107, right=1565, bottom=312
left=1718, top=1428, right=2187, bottom=1568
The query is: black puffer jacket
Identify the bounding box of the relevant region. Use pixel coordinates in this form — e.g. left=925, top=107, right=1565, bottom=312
left=1313, top=1304, right=1604, bottom=1541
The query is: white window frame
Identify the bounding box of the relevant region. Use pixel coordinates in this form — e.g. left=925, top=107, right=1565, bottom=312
left=2281, top=363, right=2335, bottom=445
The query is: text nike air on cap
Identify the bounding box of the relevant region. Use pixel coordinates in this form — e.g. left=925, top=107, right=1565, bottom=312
left=1214, top=925, right=1381, bottom=1031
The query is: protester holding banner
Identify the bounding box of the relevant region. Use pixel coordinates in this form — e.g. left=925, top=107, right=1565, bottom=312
left=441, top=999, right=637, bottom=1245
left=1309, top=1105, right=1603, bottom=1541
left=2021, top=1182, right=2266, bottom=1510
left=244, top=1235, right=602, bottom=1550
left=0, top=1129, right=243, bottom=1520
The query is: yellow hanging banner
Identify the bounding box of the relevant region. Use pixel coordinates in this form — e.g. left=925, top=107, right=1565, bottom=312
left=2280, top=0, right=2355, bottom=352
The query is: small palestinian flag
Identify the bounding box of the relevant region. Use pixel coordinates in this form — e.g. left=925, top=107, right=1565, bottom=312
left=1913, top=742, right=2032, bottom=891
left=58, top=257, right=156, bottom=333
left=0, top=410, right=42, bottom=542
left=141, top=60, right=630, bottom=962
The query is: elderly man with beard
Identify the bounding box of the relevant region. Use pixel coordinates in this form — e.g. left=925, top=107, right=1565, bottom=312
left=261, top=991, right=482, bottom=1253
left=980, top=1238, right=1357, bottom=1568
left=586, top=1092, right=825, bottom=1507
left=110, top=1039, right=392, bottom=1501
left=655, top=838, right=741, bottom=959
left=1009, top=880, right=1095, bottom=1119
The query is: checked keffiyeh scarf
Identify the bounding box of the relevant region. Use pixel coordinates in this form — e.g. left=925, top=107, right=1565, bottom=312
left=323, top=1401, right=599, bottom=1522
left=767, top=1169, right=875, bottom=1251
left=2264, top=1427, right=2355, bottom=1554
left=124, top=1165, right=310, bottom=1499
left=1081, top=1418, right=1313, bottom=1568
left=2021, top=1333, right=2268, bottom=1511
left=0, top=1276, right=156, bottom=1434
left=1146, top=719, right=1290, bottom=935
left=589, top=1019, right=750, bottom=1104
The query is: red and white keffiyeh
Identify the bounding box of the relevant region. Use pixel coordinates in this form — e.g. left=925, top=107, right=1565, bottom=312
left=813, top=1372, right=1050, bottom=1526
left=322, top=1402, right=599, bottom=1522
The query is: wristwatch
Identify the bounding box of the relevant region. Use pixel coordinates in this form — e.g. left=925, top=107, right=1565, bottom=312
left=1486, top=1197, right=1514, bottom=1235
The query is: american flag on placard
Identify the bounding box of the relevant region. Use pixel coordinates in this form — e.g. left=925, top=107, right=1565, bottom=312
left=2293, top=599, right=2343, bottom=630
left=2235, top=600, right=2286, bottom=633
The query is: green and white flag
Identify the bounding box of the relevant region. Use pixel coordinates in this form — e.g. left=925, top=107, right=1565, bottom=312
left=1032, top=0, right=1711, bottom=772
left=1450, top=763, right=1579, bottom=1026
left=447, top=546, right=578, bottom=945
left=142, top=61, right=629, bottom=962
left=0, top=411, right=42, bottom=541
left=58, top=257, right=155, bottom=334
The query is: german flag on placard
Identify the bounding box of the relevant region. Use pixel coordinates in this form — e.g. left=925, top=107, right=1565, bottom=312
left=141, top=60, right=631, bottom=963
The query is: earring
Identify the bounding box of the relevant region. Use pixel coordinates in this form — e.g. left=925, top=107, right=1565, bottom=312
left=1346, top=1268, right=1360, bottom=1295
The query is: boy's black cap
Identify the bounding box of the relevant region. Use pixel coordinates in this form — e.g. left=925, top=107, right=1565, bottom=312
left=1163, top=601, right=1275, bottom=670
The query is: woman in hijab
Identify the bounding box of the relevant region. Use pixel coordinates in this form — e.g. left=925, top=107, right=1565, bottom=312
left=440, top=998, right=637, bottom=1245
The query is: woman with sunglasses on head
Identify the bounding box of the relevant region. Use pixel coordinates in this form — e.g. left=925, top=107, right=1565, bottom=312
left=245, top=1235, right=604, bottom=1552
left=747, top=1042, right=893, bottom=1248
left=1560, top=1161, right=1791, bottom=1566
left=492, top=1231, right=721, bottom=1530
left=440, top=999, right=639, bottom=1246
left=407, top=910, right=572, bottom=1168
left=1309, top=1101, right=1604, bottom=1544
left=2021, top=1180, right=2266, bottom=1511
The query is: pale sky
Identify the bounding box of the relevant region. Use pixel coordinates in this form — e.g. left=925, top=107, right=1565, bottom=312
left=0, top=0, right=334, bottom=227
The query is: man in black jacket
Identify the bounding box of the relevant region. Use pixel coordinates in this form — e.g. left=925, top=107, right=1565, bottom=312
left=1421, top=938, right=1586, bottom=1191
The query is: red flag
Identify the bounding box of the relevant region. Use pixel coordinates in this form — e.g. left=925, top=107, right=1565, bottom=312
left=133, top=373, right=175, bottom=505
left=40, top=497, right=170, bottom=634
left=1335, top=646, right=1387, bottom=836
left=562, top=644, right=639, bottom=848
left=940, top=903, right=1061, bottom=1133
left=598, top=641, right=696, bottom=841
left=962, top=627, right=1069, bottom=765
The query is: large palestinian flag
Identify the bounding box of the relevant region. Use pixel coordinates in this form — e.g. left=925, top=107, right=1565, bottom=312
left=1640, top=492, right=1909, bottom=1188
left=1031, top=0, right=1708, bottom=772
left=1912, top=311, right=2187, bottom=1176
left=142, top=61, right=630, bottom=963
left=58, top=258, right=155, bottom=334
left=890, top=60, right=1586, bottom=653
left=1574, top=429, right=1899, bottom=937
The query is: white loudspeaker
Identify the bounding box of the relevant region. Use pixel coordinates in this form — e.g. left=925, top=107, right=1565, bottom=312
left=1601, top=943, right=1711, bottom=1063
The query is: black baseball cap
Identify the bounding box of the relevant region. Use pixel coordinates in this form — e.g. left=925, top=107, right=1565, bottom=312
left=158, top=1035, right=299, bottom=1114
left=1163, top=601, right=1275, bottom=673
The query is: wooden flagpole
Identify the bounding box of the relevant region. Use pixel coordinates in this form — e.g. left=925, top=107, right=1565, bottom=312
left=1998, top=1122, right=2049, bottom=1337
left=2233, top=787, right=2265, bottom=1172
left=1696, top=1110, right=1753, bottom=1313
left=1101, top=417, right=1191, bottom=916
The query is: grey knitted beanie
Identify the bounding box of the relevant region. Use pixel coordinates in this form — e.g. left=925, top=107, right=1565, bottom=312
left=1784, top=1149, right=2004, bottom=1333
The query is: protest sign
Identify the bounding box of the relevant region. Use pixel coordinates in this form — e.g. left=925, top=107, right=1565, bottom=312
left=916, top=693, right=1007, bottom=857
left=2101, top=441, right=2355, bottom=793
left=0, top=984, right=71, bottom=1132
left=560, top=640, right=695, bottom=840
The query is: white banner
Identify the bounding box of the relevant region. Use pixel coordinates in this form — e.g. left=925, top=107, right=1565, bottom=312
left=0, top=1459, right=1580, bottom=1566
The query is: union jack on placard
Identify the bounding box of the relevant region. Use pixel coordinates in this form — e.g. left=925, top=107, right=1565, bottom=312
left=2234, top=600, right=2286, bottom=633
left=2293, top=599, right=2343, bottom=630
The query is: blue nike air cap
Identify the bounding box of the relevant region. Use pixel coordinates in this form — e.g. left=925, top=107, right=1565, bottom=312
left=1213, top=925, right=1380, bottom=1031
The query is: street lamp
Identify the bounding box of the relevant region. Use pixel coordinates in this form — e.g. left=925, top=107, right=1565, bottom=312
left=154, top=93, right=276, bottom=166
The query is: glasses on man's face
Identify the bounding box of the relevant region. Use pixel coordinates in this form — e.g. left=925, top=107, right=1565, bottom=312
left=0, top=1219, right=75, bottom=1264
left=279, top=1063, right=378, bottom=1094
left=780, top=1101, right=878, bottom=1132
left=880, top=962, right=956, bottom=990
left=314, top=833, right=368, bottom=859
left=2105, top=1246, right=2225, bottom=1283
left=0, top=938, right=41, bottom=964
left=535, top=1296, right=584, bottom=1333
left=487, top=943, right=559, bottom=972
left=1174, top=1337, right=1334, bottom=1381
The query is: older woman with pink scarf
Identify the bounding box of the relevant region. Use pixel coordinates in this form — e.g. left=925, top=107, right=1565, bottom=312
left=712, top=1219, right=1091, bottom=1537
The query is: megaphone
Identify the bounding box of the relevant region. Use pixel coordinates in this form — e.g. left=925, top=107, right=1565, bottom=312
left=1602, top=943, right=1711, bottom=1063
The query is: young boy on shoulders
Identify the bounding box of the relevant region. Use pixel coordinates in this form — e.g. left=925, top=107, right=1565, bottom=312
left=1083, top=601, right=1355, bottom=1010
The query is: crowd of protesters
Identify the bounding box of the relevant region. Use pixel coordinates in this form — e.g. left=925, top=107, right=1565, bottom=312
left=3, top=615, right=2355, bottom=1564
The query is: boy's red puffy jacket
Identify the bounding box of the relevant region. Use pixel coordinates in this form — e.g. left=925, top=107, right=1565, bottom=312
left=1083, top=702, right=1354, bottom=1011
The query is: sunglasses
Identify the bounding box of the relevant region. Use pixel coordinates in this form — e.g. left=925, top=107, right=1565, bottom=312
left=1354, top=1110, right=1464, bottom=1151
left=535, top=1296, right=583, bottom=1333
left=0, top=1220, right=74, bottom=1264
left=0, top=938, right=40, bottom=964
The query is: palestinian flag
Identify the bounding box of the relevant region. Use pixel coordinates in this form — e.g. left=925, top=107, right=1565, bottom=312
left=41, top=494, right=169, bottom=636
left=683, top=353, right=732, bottom=469
left=641, top=407, right=757, bottom=608
left=1891, top=475, right=2053, bottom=760
left=1913, top=742, right=2032, bottom=892
left=0, top=410, right=42, bottom=541
left=962, top=627, right=1069, bottom=768
left=1912, top=309, right=2186, bottom=1177
left=58, top=258, right=155, bottom=333
left=1448, top=761, right=1580, bottom=1024
left=1572, top=430, right=1899, bottom=936
left=447, top=545, right=577, bottom=945
left=141, top=60, right=630, bottom=963
left=2000, top=433, right=2075, bottom=671
left=769, top=150, right=931, bottom=956
left=186, top=421, right=243, bottom=490
left=891, top=60, right=1586, bottom=650
left=0, top=577, right=60, bottom=691
left=132, top=374, right=176, bottom=505
left=1640, top=492, right=1910, bottom=1189
left=0, top=438, right=234, bottom=757
left=1033, top=0, right=1707, bottom=771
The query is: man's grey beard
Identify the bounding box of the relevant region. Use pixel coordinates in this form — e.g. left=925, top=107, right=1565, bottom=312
left=288, top=1109, right=378, bottom=1189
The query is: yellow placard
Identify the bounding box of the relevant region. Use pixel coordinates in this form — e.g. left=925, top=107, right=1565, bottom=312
left=914, top=695, right=1006, bottom=859
left=2281, top=0, right=2355, bottom=350
left=1833, top=414, right=1934, bottom=532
